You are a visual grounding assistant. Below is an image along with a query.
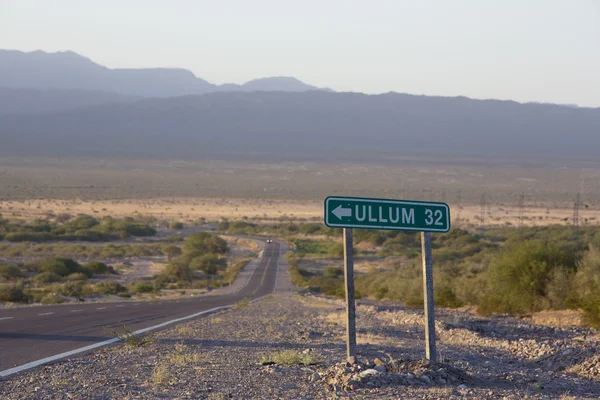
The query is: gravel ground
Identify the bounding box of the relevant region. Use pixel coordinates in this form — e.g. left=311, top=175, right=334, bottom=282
left=2, top=264, right=600, bottom=399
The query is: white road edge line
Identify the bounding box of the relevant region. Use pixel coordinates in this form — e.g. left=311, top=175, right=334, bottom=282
left=0, top=242, right=281, bottom=379
left=96, top=307, right=107, bottom=310
left=0, top=317, right=14, bottom=321
left=0, top=305, right=231, bottom=378
left=38, top=313, right=54, bottom=316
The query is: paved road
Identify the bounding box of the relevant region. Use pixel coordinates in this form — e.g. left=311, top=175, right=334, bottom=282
left=0, top=242, right=281, bottom=373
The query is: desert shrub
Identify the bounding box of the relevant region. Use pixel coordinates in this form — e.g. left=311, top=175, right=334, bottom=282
left=0, top=284, right=29, bottom=303
left=291, top=239, right=336, bottom=256
left=323, top=266, right=343, bottom=278
left=39, top=258, right=71, bottom=276
left=306, top=276, right=345, bottom=297
left=130, top=281, right=156, bottom=293
left=54, top=281, right=88, bottom=297
left=163, top=245, right=182, bottom=261
left=182, top=232, right=228, bottom=256
left=93, top=281, right=126, bottom=295
left=189, top=254, right=226, bottom=275
left=298, top=223, right=323, bottom=235
left=328, top=243, right=345, bottom=259
left=0, top=264, right=23, bottom=280
left=35, top=272, right=62, bottom=283
left=39, top=258, right=92, bottom=278
left=67, top=272, right=89, bottom=281
left=169, top=221, right=184, bottom=230
left=160, top=260, right=193, bottom=282
left=478, top=240, right=578, bottom=315
left=222, top=259, right=249, bottom=285
left=85, top=261, right=109, bottom=275
left=40, top=294, right=63, bottom=304
left=4, top=232, right=55, bottom=242
left=288, top=259, right=310, bottom=287
left=572, top=247, right=600, bottom=328
left=434, top=282, right=464, bottom=308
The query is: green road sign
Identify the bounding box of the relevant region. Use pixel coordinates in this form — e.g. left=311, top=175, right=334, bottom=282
left=324, top=196, right=450, bottom=232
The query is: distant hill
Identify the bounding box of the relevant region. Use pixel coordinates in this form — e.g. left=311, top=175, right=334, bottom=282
left=0, top=50, right=330, bottom=97
left=1, top=91, right=598, bottom=162
left=0, top=87, right=136, bottom=116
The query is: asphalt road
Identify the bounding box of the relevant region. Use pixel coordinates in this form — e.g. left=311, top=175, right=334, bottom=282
left=0, top=242, right=281, bottom=373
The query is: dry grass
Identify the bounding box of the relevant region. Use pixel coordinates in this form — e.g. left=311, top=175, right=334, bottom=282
left=174, top=325, right=194, bottom=336
left=165, top=344, right=204, bottom=366
left=530, top=310, right=583, bottom=327
left=259, top=350, right=320, bottom=366
left=151, top=364, right=173, bottom=386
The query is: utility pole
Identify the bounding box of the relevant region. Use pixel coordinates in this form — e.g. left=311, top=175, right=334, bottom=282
left=480, top=193, right=486, bottom=228
left=518, top=193, right=524, bottom=235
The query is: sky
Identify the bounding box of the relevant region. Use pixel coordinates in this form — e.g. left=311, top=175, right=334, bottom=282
left=1, top=0, right=599, bottom=107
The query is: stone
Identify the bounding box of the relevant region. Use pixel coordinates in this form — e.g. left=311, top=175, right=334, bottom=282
left=359, top=369, right=380, bottom=378
left=347, top=356, right=357, bottom=365
left=374, top=364, right=387, bottom=373
left=374, top=358, right=386, bottom=366
left=421, top=375, right=432, bottom=385
left=458, top=384, right=468, bottom=389
left=347, top=380, right=361, bottom=391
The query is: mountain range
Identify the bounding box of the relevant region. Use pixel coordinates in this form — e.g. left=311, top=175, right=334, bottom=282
left=0, top=49, right=599, bottom=163
left=0, top=50, right=330, bottom=97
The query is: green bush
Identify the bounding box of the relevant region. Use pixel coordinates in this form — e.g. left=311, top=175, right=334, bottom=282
left=40, top=294, right=63, bottom=304
left=323, top=266, right=343, bottom=278
left=478, top=240, right=578, bottom=315
left=169, top=221, right=184, bottom=230
left=0, top=284, right=29, bottom=303
left=93, top=281, right=126, bottom=295
left=54, top=281, right=88, bottom=297
left=39, top=258, right=92, bottom=278
left=4, top=232, right=55, bottom=242
left=189, top=254, right=226, bottom=275
left=0, top=264, right=23, bottom=280
left=328, top=243, right=345, bottom=259
left=39, top=258, right=71, bottom=276
left=182, top=232, right=228, bottom=256
left=130, top=281, right=156, bottom=293
left=35, top=272, right=62, bottom=283
left=67, top=272, right=89, bottom=281
left=572, top=247, right=600, bottom=328
left=160, top=260, right=194, bottom=282
left=85, top=261, right=109, bottom=275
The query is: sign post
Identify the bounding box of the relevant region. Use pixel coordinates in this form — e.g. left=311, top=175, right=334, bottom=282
left=343, top=228, right=356, bottom=360
left=324, top=196, right=449, bottom=361
left=421, top=231, right=436, bottom=361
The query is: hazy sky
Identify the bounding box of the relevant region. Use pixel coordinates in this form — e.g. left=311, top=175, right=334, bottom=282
left=1, top=0, right=599, bottom=106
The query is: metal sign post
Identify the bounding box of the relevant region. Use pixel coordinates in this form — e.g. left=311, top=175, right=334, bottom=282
left=421, top=231, right=436, bottom=361
left=343, top=228, right=356, bottom=360
left=324, top=196, right=449, bottom=363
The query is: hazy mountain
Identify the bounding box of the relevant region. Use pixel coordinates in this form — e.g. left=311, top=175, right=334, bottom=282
left=0, top=87, right=136, bottom=116
left=1, top=91, right=598, bottom=162
left=0, top=50, right=329, bottom=97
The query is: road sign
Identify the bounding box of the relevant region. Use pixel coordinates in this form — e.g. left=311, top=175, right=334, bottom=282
left=324, top=196, right=450, bottom=232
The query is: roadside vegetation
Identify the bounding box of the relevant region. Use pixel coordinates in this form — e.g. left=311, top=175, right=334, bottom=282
left=285, top=223, right=600, bottom=328
left=0, top=228, right=252, bottom=305
left=0, top=213, right=156, bottom=242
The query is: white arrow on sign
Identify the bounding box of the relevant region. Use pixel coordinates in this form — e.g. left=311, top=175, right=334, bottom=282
left=332, top=205, right=352, bottom=220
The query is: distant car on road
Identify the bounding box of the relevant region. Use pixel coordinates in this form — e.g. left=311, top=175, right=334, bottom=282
left=266, top=239, right=273, bottom=243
